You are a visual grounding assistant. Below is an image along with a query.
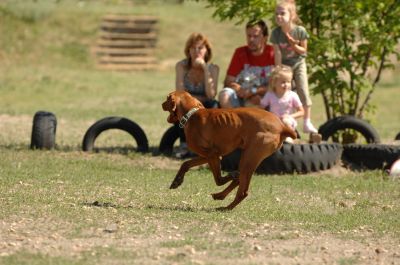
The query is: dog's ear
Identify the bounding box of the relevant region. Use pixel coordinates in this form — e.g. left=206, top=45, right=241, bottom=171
left=162, top=93, right=177, bottom=112
left=164, top=92, right=179, bottom=124
left=170, top=94, right=177, bottom=112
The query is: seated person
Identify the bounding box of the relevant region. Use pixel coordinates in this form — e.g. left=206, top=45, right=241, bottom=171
left=174, top=32, right=219, bottom=158
left=219, top=20, right=274, bottom=108
left=260, top=65, right=321, bottom=143
left=260, top=65, right=304, bottom=143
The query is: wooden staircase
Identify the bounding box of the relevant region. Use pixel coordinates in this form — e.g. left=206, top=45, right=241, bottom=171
left=94, top=14, right=158, bottom=71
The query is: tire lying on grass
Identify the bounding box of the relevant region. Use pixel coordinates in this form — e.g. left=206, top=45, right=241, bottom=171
left=318, top=115, right=380, bottom=144
left=221, top=143, right=343, bottom=174
left=30, top=111, right=57, bottom=150
left=342, top=144, right=400, bottom=170
left=158, top=125, right=180, bottom=156
left=82, top=116, right=149, bottom=153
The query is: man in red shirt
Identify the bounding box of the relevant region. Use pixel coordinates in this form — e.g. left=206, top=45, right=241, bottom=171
left=219, top=20, right=275, bottom=108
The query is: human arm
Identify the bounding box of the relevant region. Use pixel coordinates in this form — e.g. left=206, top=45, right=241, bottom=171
left=225, top=75, right=263, bottom=100
left=224, top=47, right=251, bottom=99
left=285, top=32, right=307, bottom=55
left=283, top=93, right=304, bottom=119
left=259, top=93, right=270, bottom=109
left=195, top=58, right=219, bottom=99
left=224, top=74, right=249, bottom=99
left=286, top=105, right=304, bottom=119
left=175, top=61, right=186, bottom=91
left=273, top=44, right=282, bottom=66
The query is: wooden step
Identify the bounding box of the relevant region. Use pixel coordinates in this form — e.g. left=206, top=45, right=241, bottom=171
left=102, top=14, right=158, bottom=24
left=97, top=55, right=157, bottom=64
left=97, top=63, right=158, bottom=71
left=96, top=39, right=156, bottom=48
left=99, top=31, right=157, bottom=41
left=100, top=21, right=157, bottom=30
left=94, top=47, right=155, bottom=56
left=100, top=26, right=156, bottom=34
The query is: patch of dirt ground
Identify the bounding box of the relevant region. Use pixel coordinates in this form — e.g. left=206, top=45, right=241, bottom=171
left=1, top=217, right=399, bottom=264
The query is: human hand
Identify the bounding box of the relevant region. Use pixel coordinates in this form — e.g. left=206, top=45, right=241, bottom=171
left=194, top=57, right=206, bottom=68
left=285, top=32, right=299, bottom=46
left=248, top=95, right=261, bottom=105
left=237, top=87, right=248, bottom=98
left=281, top=115, right=293, bottom=128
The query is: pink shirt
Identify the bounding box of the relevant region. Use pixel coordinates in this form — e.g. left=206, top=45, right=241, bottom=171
left=260, top=90, right=302, bottom=118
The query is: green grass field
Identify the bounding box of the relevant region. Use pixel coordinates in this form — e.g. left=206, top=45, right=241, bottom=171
left=0, top=1, right=399, bottom=264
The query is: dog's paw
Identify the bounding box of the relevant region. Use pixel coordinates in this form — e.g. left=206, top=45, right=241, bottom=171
left=169, top=179, right=182, bottom=189
left=211, top=193, right=225, bottom=200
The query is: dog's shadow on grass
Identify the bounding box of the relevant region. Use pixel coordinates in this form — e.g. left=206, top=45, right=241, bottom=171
left=145, top=204, right=221, bottom=213
left=81, top=200, right=221, bottom=213
left=82, top=200, right=132, bottom=209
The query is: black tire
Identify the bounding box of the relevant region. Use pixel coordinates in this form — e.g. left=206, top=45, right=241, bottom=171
left=221, top=143, right=343, bottom=174
left=318, top=115, right=380, bottom=144
left=82, top=116, right=148, bottom=153
left=395, top=132, right=400, bottom=141
left=158, top=126, right=180, bottom=156
left=342, top=144, right=400, bottom=170
left=30, top=111, right=57, bottom=150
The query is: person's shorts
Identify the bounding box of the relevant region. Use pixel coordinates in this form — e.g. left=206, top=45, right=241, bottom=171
left=202, top=99, right=219, bottom=109
left=219, top=87, right=244, bottom=108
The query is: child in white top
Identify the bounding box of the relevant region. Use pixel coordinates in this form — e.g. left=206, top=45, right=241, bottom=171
left=260, top=65, right=304, bottom=142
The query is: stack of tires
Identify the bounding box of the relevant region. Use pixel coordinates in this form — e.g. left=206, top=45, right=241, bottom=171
left=318, top=115, right=400, bottom=171
left=221, top=143, right=342, bottom=174
left=158, top=124, right=343, bottom=174
left=158, top=115, right=399, bottom=174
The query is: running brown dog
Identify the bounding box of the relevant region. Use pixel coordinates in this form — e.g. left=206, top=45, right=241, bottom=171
left=162, top=91, right=296, bottom=210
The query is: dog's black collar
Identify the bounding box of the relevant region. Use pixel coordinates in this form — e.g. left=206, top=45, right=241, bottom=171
left=179, top=107, right=199, bottom=128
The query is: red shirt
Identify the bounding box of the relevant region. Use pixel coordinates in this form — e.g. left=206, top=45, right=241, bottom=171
left=227, top=44, right=275, bottom=77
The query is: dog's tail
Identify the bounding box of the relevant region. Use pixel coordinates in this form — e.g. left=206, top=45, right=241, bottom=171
left=281, top=124, right=297, bottom=140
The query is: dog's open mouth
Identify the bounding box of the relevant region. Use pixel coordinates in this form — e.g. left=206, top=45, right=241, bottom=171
left=162, top=100, right=178, bottom=123
left=167, top=110, right=177, bottom=123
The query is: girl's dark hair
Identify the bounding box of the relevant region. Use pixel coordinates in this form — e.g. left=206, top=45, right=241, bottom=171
left=246, top=20, right=269, bottom=37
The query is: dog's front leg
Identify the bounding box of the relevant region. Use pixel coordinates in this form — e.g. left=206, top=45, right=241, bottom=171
left=170, top=156, right=208, bottom=189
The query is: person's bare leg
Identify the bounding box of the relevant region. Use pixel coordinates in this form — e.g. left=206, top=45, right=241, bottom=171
left=303, top=105, right=318, bottom=134
left=218, top=93, right=233, bottom=108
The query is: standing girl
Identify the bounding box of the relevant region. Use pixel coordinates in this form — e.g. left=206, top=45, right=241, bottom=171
left=270, top=0, right=318, bottom=134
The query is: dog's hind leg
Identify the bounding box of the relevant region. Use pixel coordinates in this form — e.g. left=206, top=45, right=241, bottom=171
left=223, top=144, right=274, bottom=210
left=207, top=156, right=236, bottom=186
left=170, top=156, right=208, bottom=189
left=212, top=178, right=239, bottom=200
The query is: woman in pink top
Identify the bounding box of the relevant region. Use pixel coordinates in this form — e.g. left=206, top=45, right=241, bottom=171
left=260, top=65, right=304, bottom=142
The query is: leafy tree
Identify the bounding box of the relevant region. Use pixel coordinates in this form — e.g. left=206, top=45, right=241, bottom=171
left=202, top=0, right=400, bottom=119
